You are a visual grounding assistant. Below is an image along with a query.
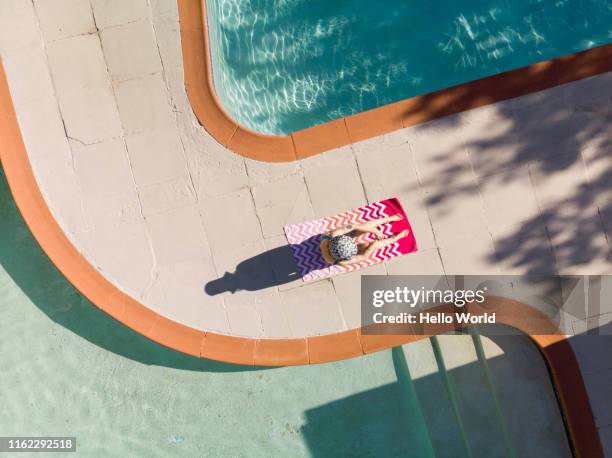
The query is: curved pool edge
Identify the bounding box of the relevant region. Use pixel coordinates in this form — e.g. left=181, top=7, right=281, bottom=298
left=181, top=0, right=612, bottom=162
left=0, top=32, right=605, bottom=458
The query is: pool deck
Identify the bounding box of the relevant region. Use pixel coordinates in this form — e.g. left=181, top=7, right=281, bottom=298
left=1, top=1, right=612, bottom=453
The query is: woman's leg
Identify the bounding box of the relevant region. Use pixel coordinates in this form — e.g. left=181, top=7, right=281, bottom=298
left=355, top=214, right=403, bottom=232
left=340, top=230, right=409, bottom=266
left=331, top=214, right=403, bottom=238
left=362, top=230, right=409, bottom=257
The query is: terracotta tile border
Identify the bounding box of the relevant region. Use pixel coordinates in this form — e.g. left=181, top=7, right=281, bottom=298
left=179, top=0, right=612, bottom=162
left=0, top=41, right=604, bottom=458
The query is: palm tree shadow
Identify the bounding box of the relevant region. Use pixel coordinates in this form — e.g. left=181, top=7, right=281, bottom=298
left=403, top=68, right=612, bottom=276
left=0, top=169, right=263, bottom=373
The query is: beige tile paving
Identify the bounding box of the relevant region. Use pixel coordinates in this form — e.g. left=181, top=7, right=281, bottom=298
left=199, top=189, right=263, bottom=256
left=72, top=138, right=134, bottom=199
left=15, top=96, right=72, bottom=172
left=3, top=0, right=612, bottom=348
left=56, top=85, right=122, bottom=143
left=47, top=34, right=108, bottom=93
left=145, top=204, right=210, bottom=265
left=478, top=166, right=540, bottom=235
left=82, top=218, right=155, bottom=298
left=181, top=130, right=248, bottom=197
left=114, top=73, right=174, bottom=134
left=279, top=281, right=345, bottom=336
left=138, top=175, right=197, bottom=216
left=82, top=189, right=141, bottom=229
left=578, top=145, right=612, bottom=208
left=99, top=20, right=161, bottom=80
left=245, top=158, right=301, bottom=187
left=0, top=0, right=40, bottom=53
left=491, top=222, right=557, bottom=276
left=2, top=45, right=55, bottom=106
left=33, top=0, right=95, bottom=42
left=354, top=141, right=418, bottom=201
left=439, top=232, right=499, bottom=275
left=386, top=248, right=444, bottom=275
left=125, top=127, right=188, bottom=187
left=332, top=263, right=386, bottom=329
left=15, top=97, right=89, bottom=235
left=302, top=147, right=366, bottom=218
left=152, top=13, right=182, bottom=69
left=251, top=175, right=314, bottom=238
left=149, top=0, right=178, bottom=17
left=427, top=186, right=490, bottom=249
left=91, top=0, right=150, bottom=30
left=529, top=151, right=592, bottom=210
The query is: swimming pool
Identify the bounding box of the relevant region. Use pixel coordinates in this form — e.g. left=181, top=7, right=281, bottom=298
left=205, top=0, right=612, bottom=135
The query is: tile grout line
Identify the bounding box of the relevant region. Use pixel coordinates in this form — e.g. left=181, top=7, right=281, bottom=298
left=146, top=0, right=235, bottom=333
left=408, top=138, right=447, bottom=279
left=465, top=140, right=499, bottom=274
left=29, top=0, right=94, bottom=239
left=90, top=2, right=166, bottom=299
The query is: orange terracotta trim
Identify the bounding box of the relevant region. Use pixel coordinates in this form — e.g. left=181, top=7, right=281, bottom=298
left=179, top=0, right=612, bottom=162
left=0, top=58, right=603, bottom=458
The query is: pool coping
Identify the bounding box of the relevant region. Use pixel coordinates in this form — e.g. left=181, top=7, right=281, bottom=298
left=180, top=0, right=612, bottom=162
left=0, top=21, right=605, bottom=458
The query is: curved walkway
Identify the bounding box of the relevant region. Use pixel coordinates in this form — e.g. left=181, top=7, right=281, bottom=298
left=0, top=2, right=610, bottom=452
left=1, top=0, right=612, bottom=352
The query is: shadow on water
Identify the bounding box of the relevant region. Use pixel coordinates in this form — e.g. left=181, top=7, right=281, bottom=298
left=0, top=168, right=260, bottom=373
left=301, top=380, right=417, bottom=457
left=302, top=331, right=575, bottom=458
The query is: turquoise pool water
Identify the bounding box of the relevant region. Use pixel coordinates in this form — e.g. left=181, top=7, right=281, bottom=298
left=0, top=168, right=571, bottom=457
left=206, top=0, right=612, bottom=134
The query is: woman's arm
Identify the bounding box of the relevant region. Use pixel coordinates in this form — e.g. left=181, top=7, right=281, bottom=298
left=330, top=223, right=355, bottom=237
left=331, top=223, right=384, bottom=239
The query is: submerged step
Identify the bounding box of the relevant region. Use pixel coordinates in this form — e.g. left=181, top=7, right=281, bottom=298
left=401, top=338, right=470, bottom=458
left=477, top=330, right=572, bottom=458
left=435, top=334, right=510, bottom=458
left=391, top=347, right=436, bottom=458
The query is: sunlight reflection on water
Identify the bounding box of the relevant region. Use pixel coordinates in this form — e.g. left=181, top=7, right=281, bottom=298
left=206, top=0, right=612, bottom=134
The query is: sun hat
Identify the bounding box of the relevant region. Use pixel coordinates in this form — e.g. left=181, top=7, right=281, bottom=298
left=328, top=235, right=358, bottom=261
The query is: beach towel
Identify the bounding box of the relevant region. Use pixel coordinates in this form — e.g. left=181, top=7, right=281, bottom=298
left=283, top=197, right=418, bottom=282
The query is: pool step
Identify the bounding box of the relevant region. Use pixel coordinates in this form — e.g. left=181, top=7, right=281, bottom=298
left=398, top=333, right=575, bottom=458
left=477, top=333, right=572, bottom=458
left=391, top=347, right=436, bottom=458
left=399, top=334, right=518, bottom=458
left=401, top=338, right=470, bottom=458
left=435, top=334, right=510, bottom=458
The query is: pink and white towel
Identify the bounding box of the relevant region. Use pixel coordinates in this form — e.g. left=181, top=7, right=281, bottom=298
left=283, top=197, right=418, bottom=282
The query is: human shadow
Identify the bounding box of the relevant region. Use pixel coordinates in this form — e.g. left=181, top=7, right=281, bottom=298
left=205, top=235, right=324, bottom=295
left=0, top=168, right=261, bottom=373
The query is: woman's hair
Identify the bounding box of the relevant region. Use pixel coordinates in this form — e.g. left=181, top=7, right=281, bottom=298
left=328, top=235, right=358, bottom=261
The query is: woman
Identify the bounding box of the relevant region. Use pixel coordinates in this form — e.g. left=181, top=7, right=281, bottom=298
left=320, top=214, right=409, bottom=266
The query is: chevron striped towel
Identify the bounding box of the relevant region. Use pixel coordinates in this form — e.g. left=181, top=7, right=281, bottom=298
left=283, top=197, right=418, bottom=282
